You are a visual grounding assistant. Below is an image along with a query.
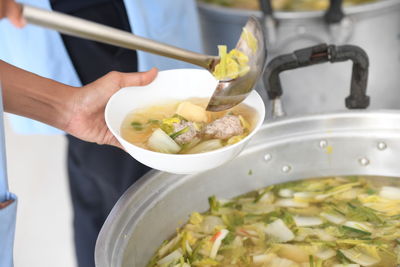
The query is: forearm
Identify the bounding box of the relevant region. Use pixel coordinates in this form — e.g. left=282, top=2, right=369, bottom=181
left=0, top=60, right=77, bottom=130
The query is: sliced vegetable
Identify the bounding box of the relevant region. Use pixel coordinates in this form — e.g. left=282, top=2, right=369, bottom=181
left=277, top=244, right=310, bottom=263
left=315, top=248, right=336, bottom=260
left=176, top=101, right=208, bottom=123
left=343, top=221, right=372, bottom=235
left=189, top=212, right=203, bottom=225
left=320, top=212, right=346, bottom=224
left=294, top=216, right=323, bottom=227
left=226, top=134, right=246, bottom=145
left=241, top=27, right=258, bottom=53
left=332, top=264, right=360, bottom=267
left=275, top=198, right=309, bottom=208
left=339, top=247, right=380, bottom=266
left=379, top=186, right=400, bottom=200
left=212, top=45, right=250, bottom=80
left=147, top=128, right=181, bottom=154
left=238, top=115, right=250, bottom=130
left=264, top=219, right=295, bottom=243
left=157, top=249, right=183, bottom=266
left=209, top=229, right=229, bottom=259
left=252, top=253, right=275, bottom=264
left=293, top=191, right=315, bottom=202
left=170, top=126, right=189, bottom=139
left=186, top=139, right=223, bottom=154
left=130, top=121, right=144, bottom=131
left=279, top=189, right=294, bottom=198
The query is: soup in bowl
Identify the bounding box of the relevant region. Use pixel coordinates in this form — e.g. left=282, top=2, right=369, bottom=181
left=105, top=69, right=265, bottom=174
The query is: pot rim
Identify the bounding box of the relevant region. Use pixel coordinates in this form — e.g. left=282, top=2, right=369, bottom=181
left=197, top=0, right=400, bottom=19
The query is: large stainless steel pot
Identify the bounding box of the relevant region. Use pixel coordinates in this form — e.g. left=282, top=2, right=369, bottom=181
left=95, top=110, right=400, bottom=267
left=198, top=0, right=400, bottom=115
left=95, top=45, right=400, bottom=267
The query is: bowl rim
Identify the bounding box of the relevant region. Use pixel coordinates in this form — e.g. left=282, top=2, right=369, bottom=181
left=105, top=69, right=266, bottom=159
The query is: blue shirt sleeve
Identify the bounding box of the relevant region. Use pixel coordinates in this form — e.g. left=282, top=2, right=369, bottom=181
left=0, top=193, right=17, bottom=267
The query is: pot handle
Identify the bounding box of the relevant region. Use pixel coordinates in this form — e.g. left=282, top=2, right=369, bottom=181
left=324, top=0, right=345, bottom=24
left=260, top=0, right=344, bottom=23
left=264, top=43, right=370, bottom=109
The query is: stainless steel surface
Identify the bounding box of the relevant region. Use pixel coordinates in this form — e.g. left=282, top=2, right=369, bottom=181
left=95, top=110, right=400, bottom=267
left=197, top=0, right=400, bottom=115
left=22, top=5, right=265, bottom=111
left=206, top=17, right=266, bottom=111
left=22, top=5, right=216, bottom=70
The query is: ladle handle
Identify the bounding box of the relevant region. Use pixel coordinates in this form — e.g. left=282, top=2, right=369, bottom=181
left=22, top=5, right=216, bottom=70
left=264, top=43, right=370, bottom=109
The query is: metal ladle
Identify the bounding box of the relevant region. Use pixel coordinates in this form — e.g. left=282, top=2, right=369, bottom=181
left=22, top=5, right=266, bottom=111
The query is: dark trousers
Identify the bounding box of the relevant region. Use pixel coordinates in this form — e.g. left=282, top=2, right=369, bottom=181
left=51, top=1, right=150, bottom=267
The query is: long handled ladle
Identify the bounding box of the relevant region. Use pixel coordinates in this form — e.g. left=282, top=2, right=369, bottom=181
left=22, top=5, right=266, bottom=111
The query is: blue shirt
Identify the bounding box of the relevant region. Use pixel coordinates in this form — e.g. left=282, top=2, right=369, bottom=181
left=0, top=86, right=18, bottom=267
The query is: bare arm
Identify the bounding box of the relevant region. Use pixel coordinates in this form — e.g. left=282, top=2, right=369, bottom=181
left=0, top=60, right=158, bottom=148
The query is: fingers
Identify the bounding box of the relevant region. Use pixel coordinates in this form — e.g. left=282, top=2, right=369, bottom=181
left=107, top=136, right=125, bottom=150
left=119, top=67, right=158, bottom=88
left=6, top=0, right=25, bottom=28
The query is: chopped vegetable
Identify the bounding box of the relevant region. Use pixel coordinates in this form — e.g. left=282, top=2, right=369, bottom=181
left=241, top=27, right=258, bottom=53
left=321, top=212, right=346, bottom=224
left=209, top=229, right=229, bottom=259
left=157, top=249, right=183, bottom=266
left=315, top=248, right=336, bottom=260
left=343, top=221, right=372, bottom=235
left=339, top=247, right=380, bottom=266
left=264, top=219, right=295, bottom=242
left=170, top=126, right=190, bottom=139
left=275, top=198, right=309, bottom=208
left=147, top=176, right=400, bottom=267
left=147, top=128, right=181, bottom=154
left=212, top=45, right=250, bottom=80
left=226, top=134, right=246, bottom=145
left=130, top=121, right=144, bottom=131
left=189, top=212, right=203, bottom=225
left=379, top=186, right=400, bottom=200
left=186, top=139, right=223, bottom=154
left=293, top=216, right=323, bottom=227
left=175, top=101, right=208, bottom=123
left=252, top=253, right=275, bottom=264
left=332, top=264, right=360, bottom=267
left=279, top=189, right=294, bottom=198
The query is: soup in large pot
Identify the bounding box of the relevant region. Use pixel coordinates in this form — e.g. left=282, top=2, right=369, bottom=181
left=147, top=176, right=400, bottom=267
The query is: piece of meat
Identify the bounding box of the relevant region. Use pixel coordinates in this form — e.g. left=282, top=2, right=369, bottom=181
left=172, top=121, right=199, bottom=145
left=204, top=115, right=243, bottom=140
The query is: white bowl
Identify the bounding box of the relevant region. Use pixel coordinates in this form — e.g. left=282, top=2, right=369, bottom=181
left=105, top=69, right=265, bottom=174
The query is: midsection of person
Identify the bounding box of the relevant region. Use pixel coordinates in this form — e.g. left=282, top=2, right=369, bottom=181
left=0, top=1, right=203, bottom=267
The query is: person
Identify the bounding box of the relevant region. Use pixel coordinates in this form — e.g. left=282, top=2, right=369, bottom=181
left=0, top=58, right=158, bottom=267
left=0, top=0, right=203, bottom=266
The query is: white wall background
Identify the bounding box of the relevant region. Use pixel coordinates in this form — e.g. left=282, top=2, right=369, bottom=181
left=4, top=116, right=77, bottom=267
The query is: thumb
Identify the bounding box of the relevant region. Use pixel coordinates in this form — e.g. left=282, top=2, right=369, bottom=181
left=119, top=67, right=158, bottom=88
left=7, top=2, right=25, bottom=28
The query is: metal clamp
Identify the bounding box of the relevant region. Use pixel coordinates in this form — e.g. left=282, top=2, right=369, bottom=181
left=264, top=43, right=370, bottom=114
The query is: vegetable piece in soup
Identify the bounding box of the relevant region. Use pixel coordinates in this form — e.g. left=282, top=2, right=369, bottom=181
left=120, top=98, right=256, bottom=154
left=147, top=176, right=400, bottom=267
